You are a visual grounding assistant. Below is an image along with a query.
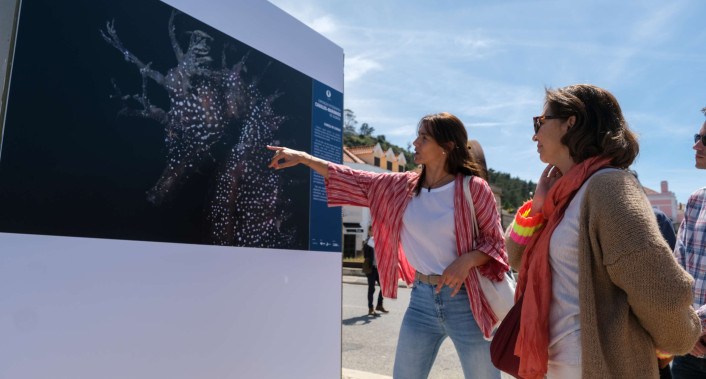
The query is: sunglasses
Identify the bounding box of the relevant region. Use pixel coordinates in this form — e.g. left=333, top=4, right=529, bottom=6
left=695, top=134, right=706, bottom=145
left=533, top=115, right=567, bottom=134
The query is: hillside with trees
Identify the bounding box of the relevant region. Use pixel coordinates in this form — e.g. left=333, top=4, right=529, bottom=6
left=343, top=109, right=535, bottom=210
left=487, top=169, right=535, bottom=211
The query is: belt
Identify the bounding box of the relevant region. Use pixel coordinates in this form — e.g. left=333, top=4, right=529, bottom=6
left=415, top=271, right=442, bottom=285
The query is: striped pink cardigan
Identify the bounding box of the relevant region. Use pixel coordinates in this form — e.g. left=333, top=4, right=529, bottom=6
left=325, top=163, right=508, bottom=338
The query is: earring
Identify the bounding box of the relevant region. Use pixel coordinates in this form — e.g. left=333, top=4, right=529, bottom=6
left=442, top=151, right=446, bottom=155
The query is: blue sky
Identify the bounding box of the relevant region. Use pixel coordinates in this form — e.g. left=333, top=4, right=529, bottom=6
left=268, top=0, right=706, bottom=204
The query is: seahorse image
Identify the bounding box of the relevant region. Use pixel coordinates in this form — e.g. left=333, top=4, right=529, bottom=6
left=101, top=10, right=295, bottom=248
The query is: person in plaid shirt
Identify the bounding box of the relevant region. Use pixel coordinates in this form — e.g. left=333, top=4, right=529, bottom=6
left=672, top=109, right=706, bottom=378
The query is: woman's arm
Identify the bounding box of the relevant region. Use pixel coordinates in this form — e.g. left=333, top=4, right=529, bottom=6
left=504, top=200, right=545, bottom=271
left=270, top=145, right=397, bottom=209
left=438, top=250, right=491, bottom=296
left=267, top=145, right=329, bottom=179
left=587, top=171, right=701, bottom=354
left=502, top=166, right=553, bottom=270
left=504, top=224, right=526, bottom=270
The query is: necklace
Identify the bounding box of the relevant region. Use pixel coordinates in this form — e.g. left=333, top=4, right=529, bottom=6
left=425, top=173, right=453, bottom=192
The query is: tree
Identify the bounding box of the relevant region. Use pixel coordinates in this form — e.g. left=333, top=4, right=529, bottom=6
left=344, top=108, right=357, bottom=134
left=359, top=122, right=375, bottom=136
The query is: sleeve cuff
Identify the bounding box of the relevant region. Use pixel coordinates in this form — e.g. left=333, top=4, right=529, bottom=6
left=655, top=348, right=672, bottom=359
left=697, top=304, right=706, bottom=330
left=509, top=200, right=545, bottom=245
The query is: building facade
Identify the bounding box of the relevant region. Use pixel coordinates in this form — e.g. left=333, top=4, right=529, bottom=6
left=644, top=180, right=682, bottom=229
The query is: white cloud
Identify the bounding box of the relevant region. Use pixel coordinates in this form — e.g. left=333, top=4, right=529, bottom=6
left=344, top=55, right=382, bottom=82
left=266, top=1, right=340, bottom=40
left=309, top=14, right=337, bottom=36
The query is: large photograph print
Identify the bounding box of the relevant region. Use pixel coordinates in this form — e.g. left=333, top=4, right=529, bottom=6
left=0, top=0, right=315, bottom=250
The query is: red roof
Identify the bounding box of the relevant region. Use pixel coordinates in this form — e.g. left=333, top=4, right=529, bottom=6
left=643, top=187, right=659, bottom=195
left=343, top=147, right=366, bottom=163
left=346, top=145, right=375, bottom=155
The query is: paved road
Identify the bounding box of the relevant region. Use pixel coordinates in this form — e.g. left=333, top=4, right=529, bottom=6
left=342, top=276, right=466, bottom=379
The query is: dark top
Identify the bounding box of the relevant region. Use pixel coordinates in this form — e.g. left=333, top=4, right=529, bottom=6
left=654, top=208, right=676, bottom=251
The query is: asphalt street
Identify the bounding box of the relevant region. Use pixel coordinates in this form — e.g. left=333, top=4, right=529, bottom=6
left=342, top=275, right=466, bottom=379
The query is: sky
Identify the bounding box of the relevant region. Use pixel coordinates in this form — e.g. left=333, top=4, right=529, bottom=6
left=268, top=0, right=706, bottom=204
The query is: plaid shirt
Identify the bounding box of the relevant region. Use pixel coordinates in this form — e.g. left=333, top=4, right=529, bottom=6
left=675, top=187, right=706, bottom=330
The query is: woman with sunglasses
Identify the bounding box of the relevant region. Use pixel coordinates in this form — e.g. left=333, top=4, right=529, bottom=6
left=269, top=112, right=507, bottom=378
left=503, top=84, right=701, bottom=379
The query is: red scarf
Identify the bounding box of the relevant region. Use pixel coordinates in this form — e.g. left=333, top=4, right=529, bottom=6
left=514, top=156, right=612, bottom=379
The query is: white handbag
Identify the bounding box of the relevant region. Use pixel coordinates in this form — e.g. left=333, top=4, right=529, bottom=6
left=463, top=176, right=516, bottom=332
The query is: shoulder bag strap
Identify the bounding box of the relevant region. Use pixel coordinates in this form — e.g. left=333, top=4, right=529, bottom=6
left=463, top=175, right=479, bottom=243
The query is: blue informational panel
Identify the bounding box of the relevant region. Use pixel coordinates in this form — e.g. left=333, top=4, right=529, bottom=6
left=0, top=0, right=344, bottom=378
left=310, top=80, right=343, bottom=251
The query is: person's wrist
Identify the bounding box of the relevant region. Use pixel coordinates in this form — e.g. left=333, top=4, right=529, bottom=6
left=530, top=199, right=542, bottom=216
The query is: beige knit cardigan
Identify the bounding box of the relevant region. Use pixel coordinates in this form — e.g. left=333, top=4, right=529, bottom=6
left=505, top=170, right=701, bottom=378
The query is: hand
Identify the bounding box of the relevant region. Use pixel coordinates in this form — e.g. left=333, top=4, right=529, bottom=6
left=267, top=145, right=310, bottom=170
left=689, top=333, right=706, bottom=357
left=530, top=164, right=562, bottom=216
left=437, top=254, right=476, bottom=297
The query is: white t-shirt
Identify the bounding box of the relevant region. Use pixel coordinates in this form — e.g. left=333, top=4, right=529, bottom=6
left=400, top=181, right=457, bottom=275
left=547, top=168, right=617, bottom=365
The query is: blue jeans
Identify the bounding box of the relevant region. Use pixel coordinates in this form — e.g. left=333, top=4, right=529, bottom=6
left=393, top=280, right=500, bottom=379
left=672, top=355, right=706, bottom=379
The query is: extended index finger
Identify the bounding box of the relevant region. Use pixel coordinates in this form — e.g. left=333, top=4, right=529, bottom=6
left=268, top=146, right=286, bottom=168
left=435, top=275, right=447, bottom=294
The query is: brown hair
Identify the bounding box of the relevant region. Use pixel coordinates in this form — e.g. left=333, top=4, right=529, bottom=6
left=545, top=84, right=638, bottom=168
left=414, top=113, right=485, bottom=196
left=467, top=139, right=488, bottom=179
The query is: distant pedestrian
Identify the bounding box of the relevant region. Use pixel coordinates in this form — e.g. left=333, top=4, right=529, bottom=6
left=269, top=112, right=507, bottom=379
left=504, top=84, right=700, bottom=379
left=671, top=108, right=706, bottom=379
left=363, top=224, right=388, bottom=316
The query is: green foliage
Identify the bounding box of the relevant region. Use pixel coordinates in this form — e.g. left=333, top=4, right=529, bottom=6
left=343, top=108, right=357, bottom=134
left=359, top=122, right=374, bottom=136
left=487, top=169, right=536, bottom=211
left=343, top=133, right=377, bottom=148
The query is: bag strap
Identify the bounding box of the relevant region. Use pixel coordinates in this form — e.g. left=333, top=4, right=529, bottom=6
left=462, top=175, right=479, bottom=242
